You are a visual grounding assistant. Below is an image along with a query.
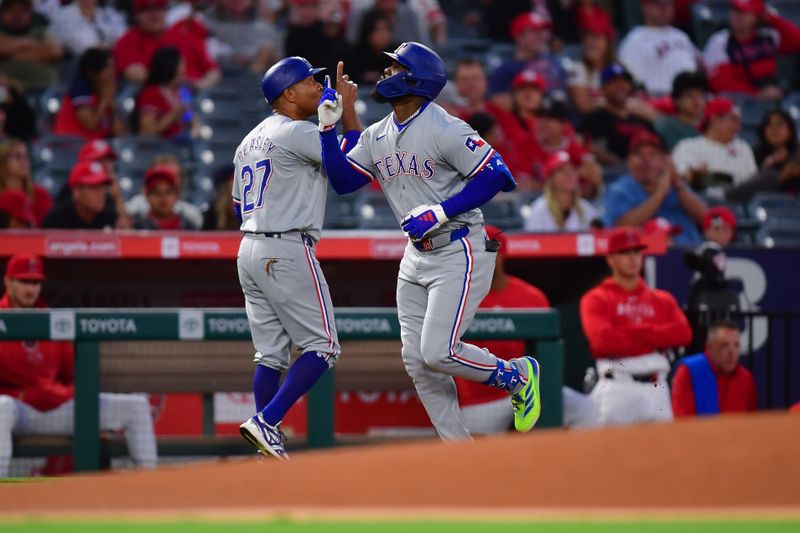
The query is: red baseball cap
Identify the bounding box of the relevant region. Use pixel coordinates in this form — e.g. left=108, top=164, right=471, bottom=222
left=68, top=161, right=111, bottom=188
left=78, top=140, right=117, bottom=162
left=643, top=217, right=683, bottom=236
left=510, top=12, right=551, bottom=39
left=581, top=17, right=615, bottom=40
left=607, top=227, right=647, bottom=254
left=731, top=0, right=764, bottom=14
left=703, top=206, right=737, bottom=231
left=133, top=0, right=167, bottom=11
left=144, top=165, right=179, bottom=193
left=5, top=253, right=44, bottom=281
left=701, top=97, right=740, bottom=131
left=543, top=151, right=572, bottom=177
left=629, top=130, right=663, bottom=153
left=484, top=224, right=508, bottom=257
left=0, top=189, right=35, bottom=227
left=512, top=69, right=547, bottom=91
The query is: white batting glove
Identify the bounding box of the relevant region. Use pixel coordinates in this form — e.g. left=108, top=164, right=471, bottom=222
left=401, top=204, right=449, bottom=239
left=318, top=75, right=343, bottom=132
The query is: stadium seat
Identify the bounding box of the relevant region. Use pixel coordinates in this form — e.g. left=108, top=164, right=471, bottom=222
left=324, top=188, right=359, bottom=230
left=480, top=195, right=525, bottom=230
left=113, top=136, right=193, bottom=167
left=747, top=191, right=800, bottom=222
left=36, top=86, right=66, bottom=134
left=355, top=191, right=398, bottom=229
left=33, top=166, right=71, bottom=198
left=691, top=0, right=729, bottom=48
left=483, top=43, right=515, bottom=72
left=756, top=218, right=800, bottom=247
left=30, top=134, right=84, bottom=173
left=721, top=93, right=778, bottom=127
left=355, top=85, right=387, bottom=125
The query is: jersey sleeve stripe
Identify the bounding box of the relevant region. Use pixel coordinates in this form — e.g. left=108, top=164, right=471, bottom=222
left=232, top=197, right=241, bottom=204
left=347, top=156, right=375, bottom=181
left=339, top=137, right=348, bottom=151
left=465, top=148, right=496, bottom=179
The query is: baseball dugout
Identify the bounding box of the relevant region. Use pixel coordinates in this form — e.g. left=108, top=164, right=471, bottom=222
left=0, top=308, right=563, bottom=473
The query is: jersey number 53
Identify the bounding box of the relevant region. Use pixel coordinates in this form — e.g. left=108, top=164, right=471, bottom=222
left=241, top=158, right=272, bottom=214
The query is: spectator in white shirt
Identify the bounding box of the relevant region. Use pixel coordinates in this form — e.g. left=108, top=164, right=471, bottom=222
left=50, top=0, right=126, bottom=57
left=618, top=0, right=699, bottom=96
left=524, top=151, right=600, bottom=232
left=672, top=97, right=758, bottom=194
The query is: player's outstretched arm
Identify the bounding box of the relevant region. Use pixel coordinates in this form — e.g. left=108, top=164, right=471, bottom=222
left=401, top=152, right=515, bottom=239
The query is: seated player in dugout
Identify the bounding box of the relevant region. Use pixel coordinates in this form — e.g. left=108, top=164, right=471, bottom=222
left=316, top=43, right=541, bottom=441
left=0, top=254, right=157, bottom=476
left=580, top=227, right=692, bottom=426
left=672, top=320, right=757, bottom=417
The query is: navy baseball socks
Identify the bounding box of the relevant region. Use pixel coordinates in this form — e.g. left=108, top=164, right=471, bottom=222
left=241, top=351, right=330, bottom=459
left=253, top=364, right=281, bottom=411
left=484, top=356, right=542, bottom=433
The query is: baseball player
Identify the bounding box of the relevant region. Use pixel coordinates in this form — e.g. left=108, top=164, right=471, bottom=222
left=316, top=43, right=542, bottom=440
left=236, top=57, right=361, bottom=459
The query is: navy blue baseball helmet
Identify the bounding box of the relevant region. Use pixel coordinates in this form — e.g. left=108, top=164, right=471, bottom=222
left=261, top=57, right=325, bottom=104
left=376, top=42, right=447, bottom=101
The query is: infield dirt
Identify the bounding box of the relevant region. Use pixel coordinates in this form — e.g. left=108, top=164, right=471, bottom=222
left=1, top=412, right=798, bottom=518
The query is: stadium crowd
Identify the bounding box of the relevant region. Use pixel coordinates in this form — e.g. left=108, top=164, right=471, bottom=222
left=0, top=0, right=796, bottom=242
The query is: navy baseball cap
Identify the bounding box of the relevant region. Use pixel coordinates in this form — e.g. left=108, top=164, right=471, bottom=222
left=601, top=63, right=633, bottom=85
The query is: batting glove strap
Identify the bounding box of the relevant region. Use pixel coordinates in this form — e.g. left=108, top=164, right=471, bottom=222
left=401, top=203, right=448, bottom=240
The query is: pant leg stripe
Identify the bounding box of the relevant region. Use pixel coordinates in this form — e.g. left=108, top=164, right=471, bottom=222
left=303, top=244, right=334, bottom=352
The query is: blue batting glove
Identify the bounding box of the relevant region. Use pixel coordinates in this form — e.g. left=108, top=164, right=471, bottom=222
left=401, top=204, right=448, bottom=239
left=319, top=75, right=338, bottom=107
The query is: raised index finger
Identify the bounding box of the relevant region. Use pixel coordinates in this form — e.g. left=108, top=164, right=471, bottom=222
left=336, top=61, right=344, bottom=83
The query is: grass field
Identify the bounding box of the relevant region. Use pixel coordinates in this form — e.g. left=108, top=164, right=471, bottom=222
left=1, top=521, right=799, bottom=532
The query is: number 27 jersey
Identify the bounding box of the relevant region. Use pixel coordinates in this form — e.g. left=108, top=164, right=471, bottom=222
left=232, top=114, right=327, bottom=242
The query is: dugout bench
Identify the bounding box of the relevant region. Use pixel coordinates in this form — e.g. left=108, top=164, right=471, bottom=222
left=1, top=308, right=563, bottom=472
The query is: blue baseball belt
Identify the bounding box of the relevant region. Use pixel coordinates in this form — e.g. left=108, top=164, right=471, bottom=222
left=412, top=226, right=470, bottom=252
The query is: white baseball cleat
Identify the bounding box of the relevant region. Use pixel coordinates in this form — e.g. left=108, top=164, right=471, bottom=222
left=240, top=413, right=289, bottom=460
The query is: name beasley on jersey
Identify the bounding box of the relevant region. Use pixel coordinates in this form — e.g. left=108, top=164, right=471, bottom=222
left=236, top=134, right=276, bottom=163
left=373, top=151, right=436, bottom=183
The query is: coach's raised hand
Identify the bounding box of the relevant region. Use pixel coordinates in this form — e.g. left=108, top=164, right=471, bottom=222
left=317, top=74, right=342, bottom=132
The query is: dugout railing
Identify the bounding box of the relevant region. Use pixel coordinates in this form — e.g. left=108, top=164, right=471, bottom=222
left=0, top=307, right=563, bottom=472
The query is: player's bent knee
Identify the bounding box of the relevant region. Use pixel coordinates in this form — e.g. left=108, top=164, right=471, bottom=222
left=421, top=352, right=451, bottom=373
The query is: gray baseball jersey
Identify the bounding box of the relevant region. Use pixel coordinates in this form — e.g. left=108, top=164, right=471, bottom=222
left=232, top=113, right=327, bottom=243
left=345, top=102, right=494, bottom=233
left=234, top=113, right=340, bottom=370
left=341, top=102, right=529, bottom=440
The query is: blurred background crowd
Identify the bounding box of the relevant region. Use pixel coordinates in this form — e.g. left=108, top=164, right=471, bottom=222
left=0, top=0, right=798, bottom=246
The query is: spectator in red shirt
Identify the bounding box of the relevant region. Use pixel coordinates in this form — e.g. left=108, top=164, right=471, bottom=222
left=113, top=0, right=169, bottom=84
left=134, top=47, right=194, bottom=139
left=0, top=189, right=35, bottom=228
left=0, top=253, right=158, bottom=477
left=132, top=164, right=200, bottom=230
left=454, top=226, right=548, bottom=434
left=113, top=0, right=219, bottom=88
left=161, top=3, right=220, bottom=90
left=531, top=98, right=602, bottom=198
left=580, top=227, right=692, bottom=425
left=0, top=139, right=51, bottom=227
left=488, top=69, right=546, bottom=185
left=53, top=48, right=124, bottom=140
left=672, top=320, right=757, bottom=417
left=703, top=0, right=800, bottom=100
